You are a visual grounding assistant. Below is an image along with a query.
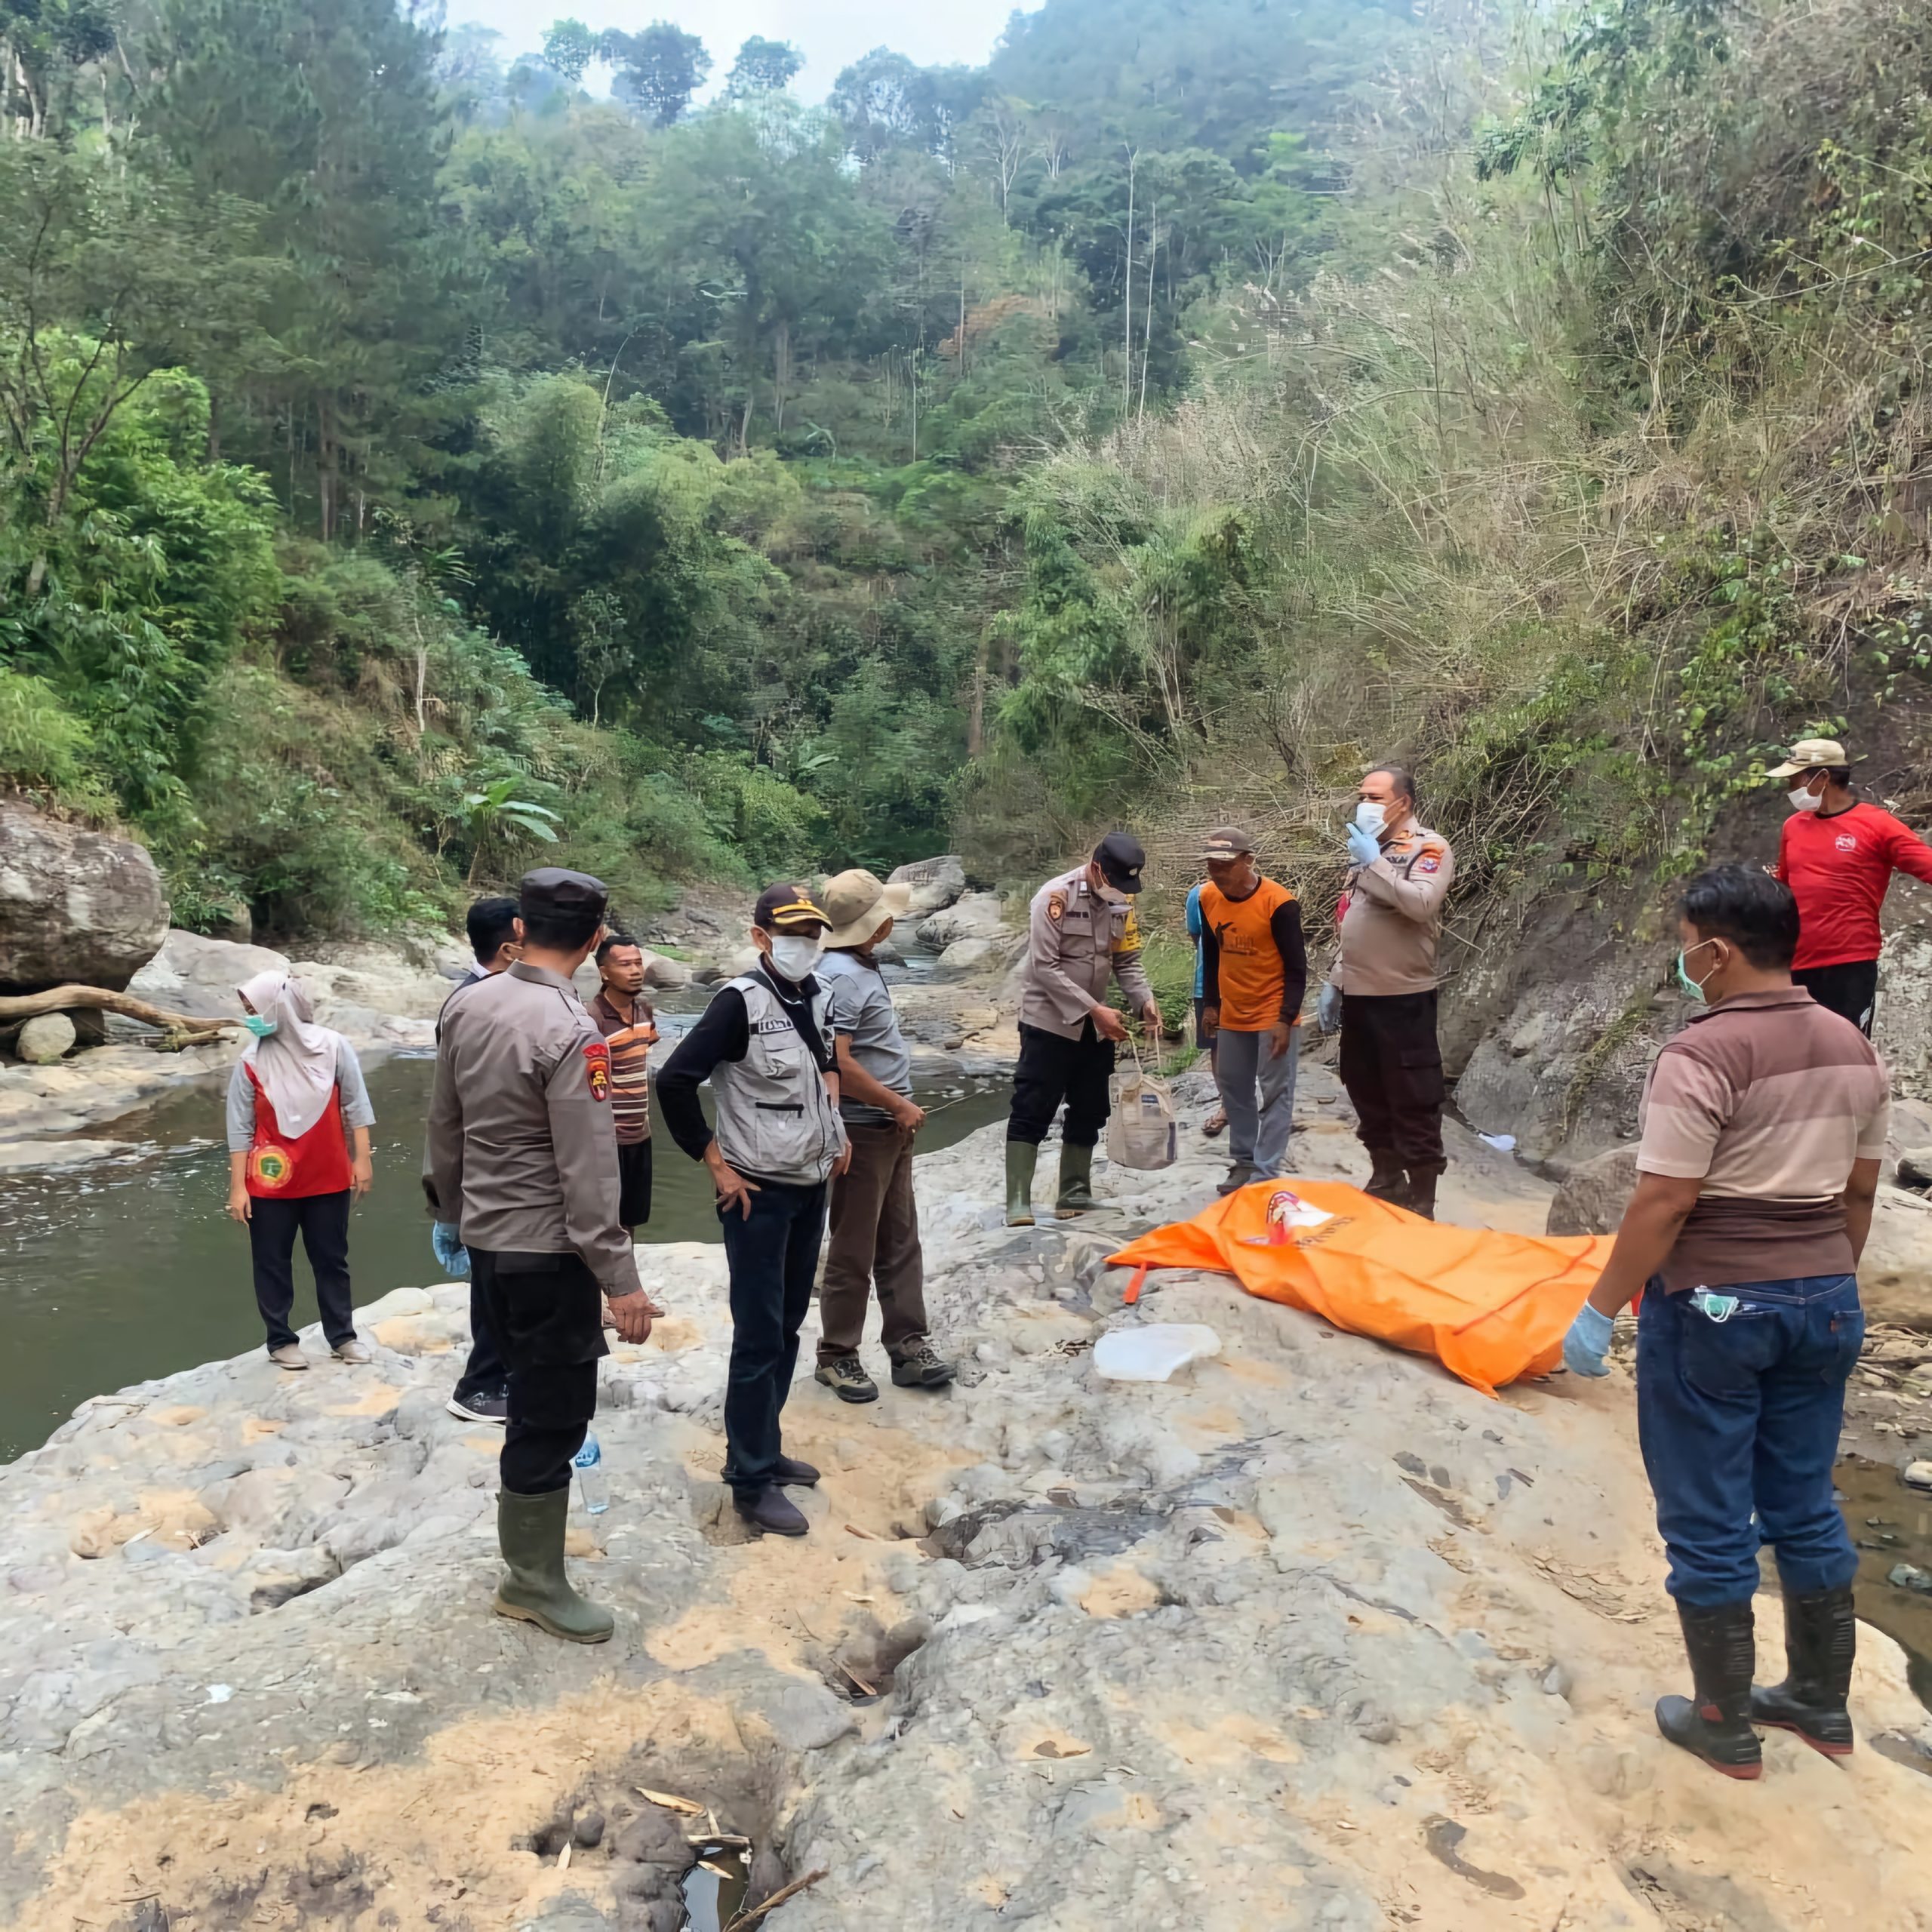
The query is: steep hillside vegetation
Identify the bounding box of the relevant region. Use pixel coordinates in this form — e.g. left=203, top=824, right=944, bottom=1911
left=2, top=0, right=1928, bottom=981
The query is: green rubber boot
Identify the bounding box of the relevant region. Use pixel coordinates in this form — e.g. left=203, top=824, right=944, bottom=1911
left=493, top=1486, right=614, bottom=1644
left=1004, top=1140, right=1038, bottom=1226
left=1056, top=1140, right=1098, bottom=1217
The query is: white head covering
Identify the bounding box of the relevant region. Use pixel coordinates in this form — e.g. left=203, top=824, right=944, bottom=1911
left=237, top=971, right=339, bottom=1141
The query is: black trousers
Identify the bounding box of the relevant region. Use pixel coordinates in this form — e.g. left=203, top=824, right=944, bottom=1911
left=248, top=1189, right=354, bottom=1350
left=617, top=1137, right=654, bottom=1229
left=1006, top=1020, right=1116, bottom=1149
left=472, top=1247, right=608, bottom=1496
left=1794, top=958, right=1878, bottom=1037
left=1339, top=990, right=1446, bottom=1174
left=453, top=1280, right=509, bottom=1405
left=718, top=1177, right=827, bottom=1499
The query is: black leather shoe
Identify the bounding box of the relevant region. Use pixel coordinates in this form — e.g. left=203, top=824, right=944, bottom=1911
left=772, top=1455, right=821, bottom=1487
left=734, top=1484, right=810, bottom=1537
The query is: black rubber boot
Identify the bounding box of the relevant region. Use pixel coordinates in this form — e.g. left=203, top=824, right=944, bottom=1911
left=1363, top=1151, right=1408, bottom=1205
left=1656, top=1599, right=1762, bottom=1779
left=1753, top=1585, right=1857, bottom=1757
left=1406, top=1167, right=1442, bottom=1221
left=1055, top=1141, right=1098, bottom=1217
left=493, top=1487, right=614, bottom=1644
left=1004, top=1141, right=1038, bottom=1227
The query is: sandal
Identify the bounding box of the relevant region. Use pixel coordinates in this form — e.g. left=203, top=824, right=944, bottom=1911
left=1201, top=1109, right=1228, bottom=1139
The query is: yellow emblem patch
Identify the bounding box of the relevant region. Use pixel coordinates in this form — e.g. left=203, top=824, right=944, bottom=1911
left=1112, top=905, right=1142, bottom=954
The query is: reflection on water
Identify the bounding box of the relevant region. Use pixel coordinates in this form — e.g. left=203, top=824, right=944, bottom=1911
left=1837, top=1457, right=1932, bottom=1710
left=0, top=1046, right=1009, bottom=1463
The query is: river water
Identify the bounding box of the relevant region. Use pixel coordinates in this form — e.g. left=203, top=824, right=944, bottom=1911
left=0, top=1045, right=1010, bottom=1463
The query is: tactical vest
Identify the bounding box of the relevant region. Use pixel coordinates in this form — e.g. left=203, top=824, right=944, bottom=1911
left=710, top=974, right=848, bottom=1185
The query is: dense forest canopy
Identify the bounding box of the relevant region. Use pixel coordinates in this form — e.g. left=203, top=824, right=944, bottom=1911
left=3, top=0, right=1929, bottom=944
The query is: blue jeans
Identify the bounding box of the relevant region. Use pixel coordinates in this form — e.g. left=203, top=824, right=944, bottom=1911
left=718, top=1177, right=828, bottom=1497
left=1636, top=1272, right=1863, bottom=1607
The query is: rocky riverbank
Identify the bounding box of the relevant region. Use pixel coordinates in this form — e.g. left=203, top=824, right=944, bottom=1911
left=5, top=1063, right=1930, bottom=1932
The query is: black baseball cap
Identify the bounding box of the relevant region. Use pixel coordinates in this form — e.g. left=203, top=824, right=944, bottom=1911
left=1094, top=831, right=1146, bottom=894
left=752, top=881, right=832, bottom=932
left=519, top=866, right=609, bottom=923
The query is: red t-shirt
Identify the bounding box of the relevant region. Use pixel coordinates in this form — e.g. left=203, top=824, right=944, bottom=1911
left=1775, top=800, right=1932, bottom=970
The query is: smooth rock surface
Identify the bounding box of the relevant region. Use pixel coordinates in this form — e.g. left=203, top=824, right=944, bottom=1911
left=916, top=891, right=1011, bottom=951
left=0, top=801, right=170, bottom=993
left=5, top=1061, right=1929, bottom=1930
left=13, top=1013, right=76, bottom=1064
left=889, top=854, right=968, bottom=918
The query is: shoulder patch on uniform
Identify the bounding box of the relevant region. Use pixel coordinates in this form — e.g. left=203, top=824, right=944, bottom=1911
left=1048, top=891, right=1066, bottom=922
left=1415, top=854, right=1441, bottom=875
left=581, top=1038, right=611, bottom=1100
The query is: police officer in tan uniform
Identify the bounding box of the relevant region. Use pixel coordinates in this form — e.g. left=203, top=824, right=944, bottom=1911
left=1315, top=766, right=1456, bottom=1219
left=426, top=867, right=654, bottom=1643
left=1006, top=832, right=1161, bottom=1225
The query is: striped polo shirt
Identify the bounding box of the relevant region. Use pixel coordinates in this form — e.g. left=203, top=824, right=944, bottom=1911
left=589, top=990, right=655, bottom=1146
left=1636, top=986, right=1890, bottom=1290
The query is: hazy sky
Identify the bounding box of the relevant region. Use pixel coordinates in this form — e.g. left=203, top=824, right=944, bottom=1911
left=448, top=0, right=1035, bottom=99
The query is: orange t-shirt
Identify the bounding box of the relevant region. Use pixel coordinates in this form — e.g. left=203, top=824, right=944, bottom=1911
left=1198, top=877, right=1300, bottom=1031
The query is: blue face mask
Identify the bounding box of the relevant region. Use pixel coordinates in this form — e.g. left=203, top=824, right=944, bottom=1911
left=1674, top=940, right=1718, bottom=1005
left=242, top=1014, right=278, bottom=1039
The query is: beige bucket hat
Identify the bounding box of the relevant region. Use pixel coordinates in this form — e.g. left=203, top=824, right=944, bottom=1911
left=821, top=868, right=913, bottom=949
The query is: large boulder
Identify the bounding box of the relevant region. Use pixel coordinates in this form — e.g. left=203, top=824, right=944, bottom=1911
left=1543, top=1144, right=1640, bottom=1236
left=128, top=930, right=291, bottom=1021
left=0, top=803, right=169, bottom=993
left=916, top=891, right=1011, bottom=951
left=1547, top=1138, right=1932, bottom=1324
left=890, top=854, right=968, bottom=919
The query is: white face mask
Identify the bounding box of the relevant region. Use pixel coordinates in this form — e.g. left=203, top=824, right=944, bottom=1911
left=765, top=934, right=825, bottom=981
left=1353, top=801, right=1386, bottom=834
left=1786, top=783, right=1823, bottom=813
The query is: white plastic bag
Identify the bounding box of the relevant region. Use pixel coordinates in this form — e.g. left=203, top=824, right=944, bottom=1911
left=1106, top=1038, right=1177, bottom=1171
left=1094, top=1324, right=1223, bottom=1382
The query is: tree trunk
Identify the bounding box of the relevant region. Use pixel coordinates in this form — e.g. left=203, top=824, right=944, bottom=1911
left=1121, top=149, right=1137, bottom=419
left=773, top=316, right=791, bottom=435
left=0, top=984, right=233, bottom=1035
left=318, top=398, right=337, bottom=542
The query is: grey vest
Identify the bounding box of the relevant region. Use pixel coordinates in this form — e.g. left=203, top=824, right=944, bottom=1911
left=711, top=974, right=848, bottom=1185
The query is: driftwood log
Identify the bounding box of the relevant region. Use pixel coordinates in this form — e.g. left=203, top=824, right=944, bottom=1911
left=0, top=983, right=235, bottom=1041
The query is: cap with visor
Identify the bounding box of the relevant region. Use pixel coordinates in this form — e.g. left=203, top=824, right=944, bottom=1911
left=1094, top=831, right=1146, bottom=894
left=752, top=882, right=832, bottom=932
left=1766, top=737, right=1849, bottom=779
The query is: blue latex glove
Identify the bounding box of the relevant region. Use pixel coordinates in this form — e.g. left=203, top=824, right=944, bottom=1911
left=1563, top=1302, right=1614, bottom=1377
left=1345, top=820, right=1380, bottom=868
left=432, top=1222, right=470, bottom=1279
left=1316, top=981, right=1343, bottom=1033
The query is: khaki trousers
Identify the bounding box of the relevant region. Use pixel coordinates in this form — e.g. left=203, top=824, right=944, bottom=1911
left=819, top=1120, right=928, bottom=1362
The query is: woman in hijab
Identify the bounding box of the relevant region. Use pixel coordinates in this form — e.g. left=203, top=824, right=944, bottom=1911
left=225, top=971, right=377, bottom=1369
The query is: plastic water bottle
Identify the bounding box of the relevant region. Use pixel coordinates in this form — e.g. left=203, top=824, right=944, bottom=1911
left=572, top=1434, right=610, bottom=1515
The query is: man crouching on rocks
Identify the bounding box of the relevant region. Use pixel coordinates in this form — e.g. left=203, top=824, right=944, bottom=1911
left=657, top=884, right=852, bottom=1537
left=427, top=867, right=655, bottom=1642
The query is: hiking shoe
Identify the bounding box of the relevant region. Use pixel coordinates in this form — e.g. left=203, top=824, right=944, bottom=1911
left=448, top=1389, right=509, bottom=1425
left=891, top=1341, right=957, bottom=1389
left=815, top=1355, right=880, bottom=1404
left=1217, top=1164, right=1256, bottom=1196
left=772, top=1455, right=821, bottom=1487
left=735, top=1485, right=810, bottom=1537
left=332, top=1338, right=373, bottom=1365
left=269, top=1344, right=309, bottom=1371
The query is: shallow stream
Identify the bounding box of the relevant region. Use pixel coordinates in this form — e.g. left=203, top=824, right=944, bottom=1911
left=0, top=1032, right=1008, bottom=1462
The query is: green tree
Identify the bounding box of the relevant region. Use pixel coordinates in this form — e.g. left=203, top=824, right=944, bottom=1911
left=540, top=17, right=599, bottom=87
left=603, top=23, right=710, bottom=127
left=724, top=35, right=802, bottom=100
